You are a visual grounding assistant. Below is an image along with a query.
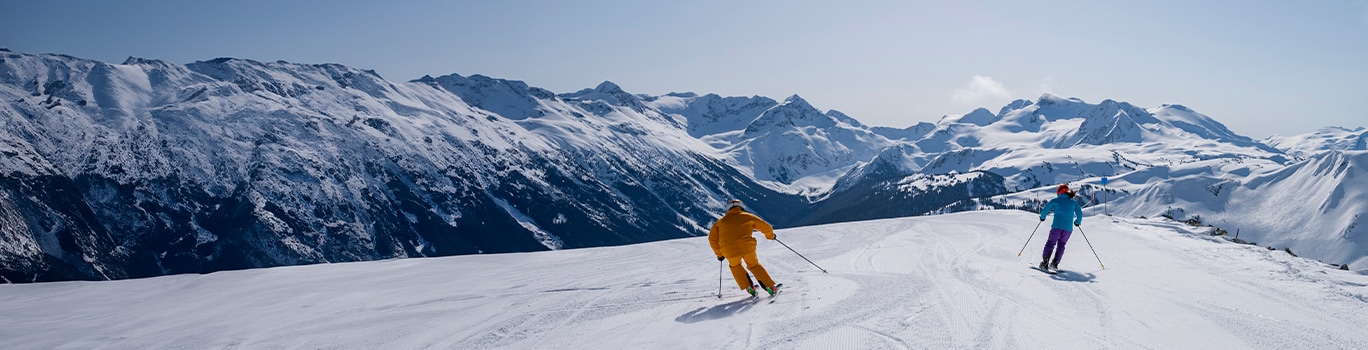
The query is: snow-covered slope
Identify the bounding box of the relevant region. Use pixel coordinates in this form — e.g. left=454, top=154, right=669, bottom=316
left=647, top=92, right=777, bottom=139
left=2, top=210, right=1365, bottom=349
left=818, top=94, right=1303, bottom=227
left=0, top=51, right=801, bottom=282
left=3, top=49, right=1365, bottom=283
left=897, top=95, right=1288, bottom=190
left=1102, top=151, right=1368, bottom=269
left=656, top=93, right=895, bottom=193
left=958, top=149, right=1368, bottom=271
left=1265, top=126, right=1368, bottom=158
left=736, top=96, right=892, bottom=188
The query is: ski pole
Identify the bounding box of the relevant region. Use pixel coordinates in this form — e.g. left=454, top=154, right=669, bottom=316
left=774, top=238, right=828, bottom=273
left=1016, top=220, right=1044, bottom=257
left=1075, top=225, right=1105, bottom=269
left=717, top=259, right=724, bottom=299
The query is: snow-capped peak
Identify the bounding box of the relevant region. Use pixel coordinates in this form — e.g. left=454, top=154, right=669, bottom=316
left=649, top=92, right=777, bottom=138
left=970, top=94, right=1279, bottom=155
left=1036, top=92, right=1085, bottom=105
left=728, top=94, right=894, bottom=186
left=560, top=80, right=650, bottom=112
left=743, top=94, right=834, bottom=134
left=781, top=94, right=812, bottom=108
left=939, top=107, right=999, bottom=126
left=426, top=73, right=554, bottom=120
left=593, top=80, right=624, bottom=93
left=997, top=99, right=1034, bottom=117
left=1147, top=104, right=1252, bottom=142
left=120, top=56, right=177, bottom=68
left=4, top=48, right=1365, bottom=289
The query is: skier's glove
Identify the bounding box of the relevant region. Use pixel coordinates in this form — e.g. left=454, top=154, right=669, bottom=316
left=717, top=256, right=725, bottom=261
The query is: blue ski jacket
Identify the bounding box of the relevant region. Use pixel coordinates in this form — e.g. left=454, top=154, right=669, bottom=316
left=1040, top=193, right=1083, bottom=230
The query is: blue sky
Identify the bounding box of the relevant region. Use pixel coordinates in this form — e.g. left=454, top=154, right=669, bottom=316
left=2, top=0, right=1365, bottom=138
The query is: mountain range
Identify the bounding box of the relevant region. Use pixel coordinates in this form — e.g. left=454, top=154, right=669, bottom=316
left=1, top=49, right=1364, bottom=282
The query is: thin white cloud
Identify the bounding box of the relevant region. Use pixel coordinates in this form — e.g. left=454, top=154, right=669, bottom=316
left=951, top=75, right=1011, bottom=105
left=1034, top=76, right=1058, bottom=96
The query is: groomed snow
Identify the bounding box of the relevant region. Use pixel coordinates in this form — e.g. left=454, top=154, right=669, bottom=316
left=2, top=210, right=1365, bottom=349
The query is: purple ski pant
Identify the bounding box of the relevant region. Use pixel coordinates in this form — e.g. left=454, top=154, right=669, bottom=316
left=1042, top=228, right=1073, bottom=265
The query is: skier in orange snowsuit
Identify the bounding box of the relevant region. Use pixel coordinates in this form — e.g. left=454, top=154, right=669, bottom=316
left=709, top=199, right=780, bottom=296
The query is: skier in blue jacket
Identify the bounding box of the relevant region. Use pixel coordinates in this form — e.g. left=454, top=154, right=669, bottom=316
left=1039, top=184, right=1083, bottom=270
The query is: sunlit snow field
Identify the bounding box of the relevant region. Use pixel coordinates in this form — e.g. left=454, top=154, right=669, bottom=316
left=3, top=210, right=1366, bottom=349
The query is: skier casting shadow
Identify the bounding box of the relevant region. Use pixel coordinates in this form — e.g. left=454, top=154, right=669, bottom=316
left=1039, top=184, right=1083, bottom=272
left=709, top=199, right=781, bottom=297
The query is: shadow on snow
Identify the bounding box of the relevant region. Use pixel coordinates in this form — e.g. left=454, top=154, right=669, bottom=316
left=1051, top=270, right=1098, bottom=283
left=674, top=297, right=758, bottom=323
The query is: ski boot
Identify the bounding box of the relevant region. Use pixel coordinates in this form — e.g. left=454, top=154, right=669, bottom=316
left=1039, top=260, right=1049, bottom=270
left=745, top=285, right=758, bottom=297
left=762, top=283, right=780, bottom=296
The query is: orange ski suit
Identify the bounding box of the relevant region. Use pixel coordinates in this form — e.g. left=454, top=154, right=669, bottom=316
left=709, top=206, right=778, bottom=291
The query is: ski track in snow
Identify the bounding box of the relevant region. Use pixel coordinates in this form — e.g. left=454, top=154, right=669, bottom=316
left=2, top=210, right=1367, bottom=349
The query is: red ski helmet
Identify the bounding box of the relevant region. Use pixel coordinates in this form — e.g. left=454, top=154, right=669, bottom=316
left=1057, top=184, right=1070, bottom=194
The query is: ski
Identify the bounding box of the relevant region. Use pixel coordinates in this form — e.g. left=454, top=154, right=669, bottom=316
left=765, top=283, right=783, bottom=303
left=1031, top=266, right=1058, bottom=275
